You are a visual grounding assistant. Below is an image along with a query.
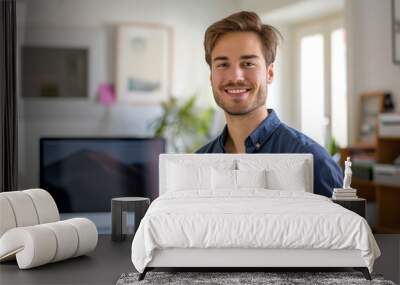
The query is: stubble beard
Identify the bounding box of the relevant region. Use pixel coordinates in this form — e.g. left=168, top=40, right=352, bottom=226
left=212, top=86, right=267, bottom=116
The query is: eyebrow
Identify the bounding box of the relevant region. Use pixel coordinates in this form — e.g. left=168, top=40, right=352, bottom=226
left=212, top=54, right=260, bottom=62
left=213, top=56, right=228, bottom=62
left=241, top=54, right=259, bottom=60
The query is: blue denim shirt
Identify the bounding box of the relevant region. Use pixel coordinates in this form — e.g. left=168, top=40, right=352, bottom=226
left=196, top=109, right=342, bottom=197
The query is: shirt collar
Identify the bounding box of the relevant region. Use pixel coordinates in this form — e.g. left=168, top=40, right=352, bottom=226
left=217, top=125, right=228, bottom=153
left=246, top=109, right=281, bottom=152
left=217, top=109, right=282, bottom=153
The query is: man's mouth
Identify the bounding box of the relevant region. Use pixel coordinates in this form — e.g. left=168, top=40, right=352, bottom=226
left=224, top=88, right=251, bottom=98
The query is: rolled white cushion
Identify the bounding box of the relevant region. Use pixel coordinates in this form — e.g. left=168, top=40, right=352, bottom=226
left=42, top=221, right=79, bottom=262
left=0, top=195, right=17, bottom=237
left=0, top=191, right=39, bottom=227
left=0, top=189, right=59, bottom=238
left=0, top=218, right=98, bottom=269
left=0, top=226, right=57, bottom=269
left=23, top=189, right=59, bottom=224
left=64, top=218, right=98, bottom=257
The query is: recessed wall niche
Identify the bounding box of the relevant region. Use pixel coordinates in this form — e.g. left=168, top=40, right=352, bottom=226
left=21, top=46, right=88, bottom=98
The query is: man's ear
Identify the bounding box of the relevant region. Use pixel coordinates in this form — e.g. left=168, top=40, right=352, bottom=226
left=266, top=64, right=274, bottom=84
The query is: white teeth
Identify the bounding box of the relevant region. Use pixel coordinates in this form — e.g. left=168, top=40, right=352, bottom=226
left=226, top=89, right=247, bottom=94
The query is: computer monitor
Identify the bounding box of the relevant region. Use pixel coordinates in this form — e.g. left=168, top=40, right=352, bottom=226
left=40, top=137, right=165, bottom=213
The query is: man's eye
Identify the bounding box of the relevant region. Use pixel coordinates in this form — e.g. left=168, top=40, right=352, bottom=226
left=216, top=63, right=228, bottom=68
left=243, top=62, right=255, bottom=67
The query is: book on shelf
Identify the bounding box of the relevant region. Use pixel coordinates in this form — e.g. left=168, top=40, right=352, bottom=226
left=333, top=188, right=357, bottom=193
left=333, top=192, right=358, bottom=197
left=332, top=191, right=358, bottom=199
left=332, top=196, right=359, bottom=200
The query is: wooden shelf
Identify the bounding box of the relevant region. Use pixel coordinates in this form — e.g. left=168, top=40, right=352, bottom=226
left=352, top=178, right=376, bottom=201
left=345, top=143, right=376, bottom=150
left=339, top=135, right=400, bottom=233
left=352, top=178, right=375, bottom=187
left=378, top=137, right=400, bottom=141
left=373, top=226, right=400, bottom=234
left=375, top=184, right=400, bottom=232
left=377, top=138, right=400, bottom=164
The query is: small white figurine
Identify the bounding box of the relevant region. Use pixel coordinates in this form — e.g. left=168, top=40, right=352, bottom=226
left=343, top=157, right=352, bottom=189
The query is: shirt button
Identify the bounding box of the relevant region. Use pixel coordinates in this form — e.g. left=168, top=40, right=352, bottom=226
left=255, top=143, right=261, bottom=149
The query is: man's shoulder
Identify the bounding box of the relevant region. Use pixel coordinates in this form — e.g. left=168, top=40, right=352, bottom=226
left=275, top=124, right=340, bottom=167
left=195, top=137, right=220, bottom=153
left=276, top=124, right=342, bottom=197
left=276, top=123, right=325, bottom=154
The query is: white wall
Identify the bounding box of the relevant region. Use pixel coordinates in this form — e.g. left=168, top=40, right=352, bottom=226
left=17, top=0, right=242, bottom=188
left=257, top=0, right=400, bottom=145
left=257, top=0, right=345, bottom=129
left=262, top=24, right=293, bottom=126
left=345, top=0, right=400, bottom=144
left=239, top=0, right=301, bottom=14
left=19, top=0, right=399, bottom=188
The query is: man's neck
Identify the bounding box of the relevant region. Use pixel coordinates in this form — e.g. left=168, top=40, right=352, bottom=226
left=224, top=107, right=268, bottom=153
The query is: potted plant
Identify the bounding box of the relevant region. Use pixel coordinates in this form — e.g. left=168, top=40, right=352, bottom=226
left=151, top=95, right=215, bottom=153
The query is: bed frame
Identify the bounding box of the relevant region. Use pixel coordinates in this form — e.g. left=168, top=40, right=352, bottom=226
left=138, top=154, right=372, bottom=281
left=140, top=248, right=371, bottom=280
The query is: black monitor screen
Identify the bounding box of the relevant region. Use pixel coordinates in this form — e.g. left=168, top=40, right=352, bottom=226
left=40, top=138, right=165, bottom=213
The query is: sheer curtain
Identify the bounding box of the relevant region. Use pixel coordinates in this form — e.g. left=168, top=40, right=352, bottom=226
left=0, top=0, right=18, bottom=192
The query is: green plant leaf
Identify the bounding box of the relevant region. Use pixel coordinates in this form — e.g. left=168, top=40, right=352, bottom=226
left=150, top=94, right=216, bottom=153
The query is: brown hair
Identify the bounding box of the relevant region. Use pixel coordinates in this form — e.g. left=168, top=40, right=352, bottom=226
left=204, top=11, right=281, bottom=67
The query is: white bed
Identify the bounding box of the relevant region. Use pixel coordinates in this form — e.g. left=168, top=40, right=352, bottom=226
left=131, top=154, right=380, bottom=280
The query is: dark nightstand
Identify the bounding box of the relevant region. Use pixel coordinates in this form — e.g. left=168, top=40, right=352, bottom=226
left=111, top=197, right=150, bottom=242
left=331, top=198, right=366, bottom=218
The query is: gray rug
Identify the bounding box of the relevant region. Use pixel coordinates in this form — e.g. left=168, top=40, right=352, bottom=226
left=116, top=271, right=396, bottom=285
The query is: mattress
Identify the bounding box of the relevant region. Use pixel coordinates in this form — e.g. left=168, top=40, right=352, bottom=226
left=131, top=189, right=380, bottom=273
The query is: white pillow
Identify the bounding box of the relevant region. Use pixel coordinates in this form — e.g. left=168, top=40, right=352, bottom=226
left=266, top=162, right=308, bottom=191
left=236, top=169, right=267, bottom=188
left=212, top=168, right=236, bottom=190
left=167, top=162, right=211, bottom=191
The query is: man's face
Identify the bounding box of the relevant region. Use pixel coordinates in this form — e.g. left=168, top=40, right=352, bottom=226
left=210, top=31, right=273, bottom=116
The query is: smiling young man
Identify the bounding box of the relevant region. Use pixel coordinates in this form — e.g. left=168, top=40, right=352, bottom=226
left=196, top=11, right=342, bottom=197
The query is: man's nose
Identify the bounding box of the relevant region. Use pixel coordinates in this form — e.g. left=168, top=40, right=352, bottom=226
left=226, top=65, right=245, bottom=81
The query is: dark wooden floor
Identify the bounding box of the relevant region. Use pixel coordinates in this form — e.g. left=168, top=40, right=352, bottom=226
left=0, top=235, right=133, bottom=285
left=1, top=234, right=398, bottom=284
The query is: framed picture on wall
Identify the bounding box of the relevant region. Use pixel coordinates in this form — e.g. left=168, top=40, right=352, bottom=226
left=116, top=23, right=172, bottom=103
left=22, top=46, right=88, bottom=98
left=393, top=0, right=400, bottom=64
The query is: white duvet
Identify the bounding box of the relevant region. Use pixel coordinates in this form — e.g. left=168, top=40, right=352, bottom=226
left=131, top=189, right=380, bottom=273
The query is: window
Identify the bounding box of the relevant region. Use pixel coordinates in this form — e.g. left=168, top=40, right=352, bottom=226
left=295, top=17, right=347, bottom=148
left=330, top=28, right=347, bottom=147
left=300, top=34, right=325, bottom=145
